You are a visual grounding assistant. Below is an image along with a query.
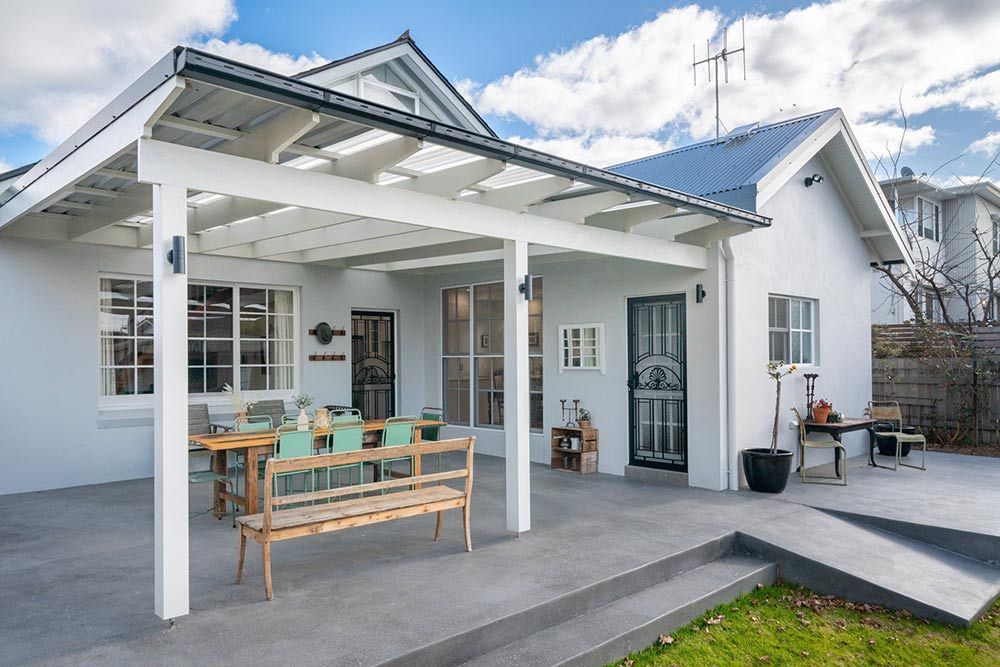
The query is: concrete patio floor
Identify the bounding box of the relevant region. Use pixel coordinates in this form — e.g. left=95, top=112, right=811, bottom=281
left=1, top=450, right=997, bottom=665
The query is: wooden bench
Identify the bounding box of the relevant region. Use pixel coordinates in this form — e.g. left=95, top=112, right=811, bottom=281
left=236, top=436, right=475, bottom=600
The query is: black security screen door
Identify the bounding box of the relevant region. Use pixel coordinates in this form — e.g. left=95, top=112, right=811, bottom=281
left=627, top=294, right=688, bottom=471
left=351, top=311, right=396, bottom=420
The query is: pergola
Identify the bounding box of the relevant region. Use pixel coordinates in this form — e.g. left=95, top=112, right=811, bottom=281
left=0, top=48, right=769, bottom=619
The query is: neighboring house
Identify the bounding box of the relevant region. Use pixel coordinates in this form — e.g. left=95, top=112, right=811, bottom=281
left=0, top=36, right=907, bottom=500
left=872, top=174, right=1000, bottom=324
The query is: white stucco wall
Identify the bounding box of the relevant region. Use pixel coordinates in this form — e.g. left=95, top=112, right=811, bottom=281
left=731, top=154, right=875, bottom=467
left=0, top=237, right=426, bottom=494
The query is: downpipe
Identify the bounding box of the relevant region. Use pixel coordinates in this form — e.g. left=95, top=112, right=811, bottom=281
left=722, top=239, right=740, bottom=490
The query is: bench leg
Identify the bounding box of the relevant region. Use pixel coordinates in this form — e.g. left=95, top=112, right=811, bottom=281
left=463, top=505, right=472, bottom=552
left=434, top=510, right=443, bottom=541
left=262, top=542, right=274, bottom=601
left=236, top=531, right=247, bottom=584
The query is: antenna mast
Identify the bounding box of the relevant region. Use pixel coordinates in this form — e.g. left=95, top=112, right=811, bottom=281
left=693, top=19, right=747, bottom=142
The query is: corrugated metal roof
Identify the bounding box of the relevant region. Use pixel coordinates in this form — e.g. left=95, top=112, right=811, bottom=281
left=608, top=110, right=838, bottom=211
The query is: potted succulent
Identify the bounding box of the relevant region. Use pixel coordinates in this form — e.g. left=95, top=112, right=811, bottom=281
left=223, top=383, right=256, bottom=418
left=743, top=362, right=797, bottom=493
left=812, top=399, right=833, bottom=424
left=291, top=392, right=314, bottom=431
left=577, top=408, right=592, bottom=429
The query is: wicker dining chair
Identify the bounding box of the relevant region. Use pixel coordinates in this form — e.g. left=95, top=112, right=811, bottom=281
left=791, top=407, right=847, bottom=485
left=865, top=401, right=927, bottom=471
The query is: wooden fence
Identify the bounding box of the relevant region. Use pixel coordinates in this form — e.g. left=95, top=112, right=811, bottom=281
left=872, top=325, right=1000, bottom=445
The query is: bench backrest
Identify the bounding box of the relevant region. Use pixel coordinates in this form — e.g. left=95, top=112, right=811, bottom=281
left=261, top=436, right=475, bottom=535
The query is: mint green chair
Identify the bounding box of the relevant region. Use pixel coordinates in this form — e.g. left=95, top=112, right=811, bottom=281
left=380, top=416, right=416, bottom=491
left=231, top=415, right=275, bottom=492
left=420, top=407, right=444, bottom=441
left=273, top=424, right=317, bottom=502
left=325, top=420, right=365, bottom=495
left=188, top=452, right=237, bottom=526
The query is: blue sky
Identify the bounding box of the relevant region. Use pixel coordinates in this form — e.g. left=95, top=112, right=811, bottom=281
left=2, top=0, right=998, bottom=185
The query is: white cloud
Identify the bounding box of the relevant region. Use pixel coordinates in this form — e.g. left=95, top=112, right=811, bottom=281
left=968, top=131, right=1000, bottom=156
left=0, top=158, right=12, bottom=174
left=469, top=0, right=1000, bottom=163
left=0, top=1, right=327, bottom=146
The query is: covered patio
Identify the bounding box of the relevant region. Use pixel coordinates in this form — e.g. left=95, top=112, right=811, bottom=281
left=0, top=47, right=769, bottom=620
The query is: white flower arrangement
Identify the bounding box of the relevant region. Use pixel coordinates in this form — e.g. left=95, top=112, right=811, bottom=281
left=223, top=383, right=256, bottom=413
left=292, top=392, right=315, bottom=410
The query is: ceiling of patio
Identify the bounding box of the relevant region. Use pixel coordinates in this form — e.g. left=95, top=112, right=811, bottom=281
left=0, top=49, right=770, bottom=272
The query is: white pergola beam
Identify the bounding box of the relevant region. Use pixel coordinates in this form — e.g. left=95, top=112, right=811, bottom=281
left=151, top=183, right=189, bottom=620
left=70, top=188, right=153, bottom=241
left=301, top=227, right=475, bottom=263
left=526, top=190, right=629, bottom=223
left=196, top=209, right=360, bottom=253
left=95, top=167, right=139, bottom=180
left=251, top=217, right=421, bottom=258
left=71, top=185, right=121, bottom=198
left=137, top=139, right=708, bottom=269
left=504, top=239, right=530, bottom=534
left=0, top=77, right=182, bottom=231
left=392, top=158, right=505, bottom=198
left=217, top=108, right=320, bottom=163
left=461, top=176, right=572, bottom=211
left=586, top=202, right=678, bottom=230
left=318, top=136, right=423, bottom=182
left=358, top=244, right=569, bottom=271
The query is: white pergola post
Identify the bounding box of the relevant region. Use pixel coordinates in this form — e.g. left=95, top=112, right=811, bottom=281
left=504, top=239, right=531, bottom=534
left=152, top=183, right=189, bottom=620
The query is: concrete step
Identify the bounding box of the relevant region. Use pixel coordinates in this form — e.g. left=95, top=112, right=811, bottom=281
left=739, top=507, right=1000, bottom=627
left=461, top=555, right=775, bottom=667
left=379, top=534, right=742, bottom=667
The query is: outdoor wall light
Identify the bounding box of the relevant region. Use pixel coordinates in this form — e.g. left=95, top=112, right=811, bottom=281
left=166, top=235, right=186, bottom=275
left=695, top=283, right=707, bottom=303
left=518, top=274, right=534, bottom=301
left=804, top=173, right=824, bottom=187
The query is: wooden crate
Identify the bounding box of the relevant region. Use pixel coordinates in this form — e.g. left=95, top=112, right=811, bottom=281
left=550, top=426, right=598, bottom=474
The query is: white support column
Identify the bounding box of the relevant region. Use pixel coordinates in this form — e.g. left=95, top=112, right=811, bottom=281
left=504, top=239, right=531, bottom=534
left=152, top=183, right=189, bottom=620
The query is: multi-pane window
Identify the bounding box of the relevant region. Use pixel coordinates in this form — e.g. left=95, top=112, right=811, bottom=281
left=993, top=216, right=999, bottom=256
left=100, top=278, right=154, bottom=395
left=917, top=197, right=940, bottom=241
left=239, top=288, right=295, bottom=391
left=441, top=286, right=471, bottom=426
left=559, top=324, right=605, bottom=373
left=919, top=287, right=941, bottom=323
left=442, top=278, right=543, bottom=431
left=100, top=277, right=296, bottom=397
left=768, top=295, right=816, bottom=364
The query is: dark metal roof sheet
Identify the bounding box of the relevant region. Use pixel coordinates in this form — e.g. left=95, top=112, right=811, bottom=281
left=608, top=110, right=838, bottom=211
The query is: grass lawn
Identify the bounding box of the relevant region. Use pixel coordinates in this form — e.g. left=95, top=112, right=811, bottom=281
left=614, top=583, right=1000, bottom=666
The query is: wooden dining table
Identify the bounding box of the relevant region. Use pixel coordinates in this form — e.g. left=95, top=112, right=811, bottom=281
left=189, top=419, right=446, bottom=518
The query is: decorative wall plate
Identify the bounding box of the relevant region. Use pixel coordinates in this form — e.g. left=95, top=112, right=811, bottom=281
left=314, top=321, right=334, bottom=345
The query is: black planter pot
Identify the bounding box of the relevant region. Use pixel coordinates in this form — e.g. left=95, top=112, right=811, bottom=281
left=872, top=423, right=915, bottom=457
left=743, top=448, right=794, bottom=494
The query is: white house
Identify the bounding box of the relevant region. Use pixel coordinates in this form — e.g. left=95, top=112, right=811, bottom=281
left=872, top=173, right=1000, bottom=324
left=0, top=34, right=908, bottom=618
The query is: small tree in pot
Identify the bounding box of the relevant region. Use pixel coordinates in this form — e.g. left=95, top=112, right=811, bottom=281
left=743, top=362, right=797, bottom=493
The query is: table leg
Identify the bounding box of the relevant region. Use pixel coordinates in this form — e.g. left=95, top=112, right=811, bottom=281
left=413, top=427, right=423, bottom=490
left=868, top=429, right=877, bottom=467
left=211, top=451, right=227, bottom=518
left=832, top=433, right=843, bottom=478
left=245, top=445, right=263, bottom=514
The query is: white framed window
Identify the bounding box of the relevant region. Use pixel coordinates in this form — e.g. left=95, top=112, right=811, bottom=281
left=441, top=278, right=543, bottom=431
left=558, top=323, right=605, bottom=374
left=768, top=295, right=816, bottom=365
left=917, top=197, right=940, bottom=242
left=918, top=287, right=941, bottom=323
left=992, top=215, right=999, bottom=256
left=99, top=275, right=298, bottom=403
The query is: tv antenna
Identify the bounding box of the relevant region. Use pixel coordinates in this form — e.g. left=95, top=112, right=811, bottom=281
left=693, top=18, right=747, bottom=143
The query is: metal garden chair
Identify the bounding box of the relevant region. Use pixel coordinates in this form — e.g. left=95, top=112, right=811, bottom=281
left=324, top=420, right=365, bottom=497
left=866, top=401, right=927, bottom=471
left=380, top=415, right=417, bottom=492
left=791, top=407, right=847, bottom=485
left=272, top=424, right=318, bottom=505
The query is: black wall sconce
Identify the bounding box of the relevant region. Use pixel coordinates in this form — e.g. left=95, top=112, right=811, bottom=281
left=804, top=173, right=824, bottom=187
left=518, top=273, right=534, bottom=301
left=166, top=235, right=186, bottom=275
left=695, top=283, right=707, bottom=303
